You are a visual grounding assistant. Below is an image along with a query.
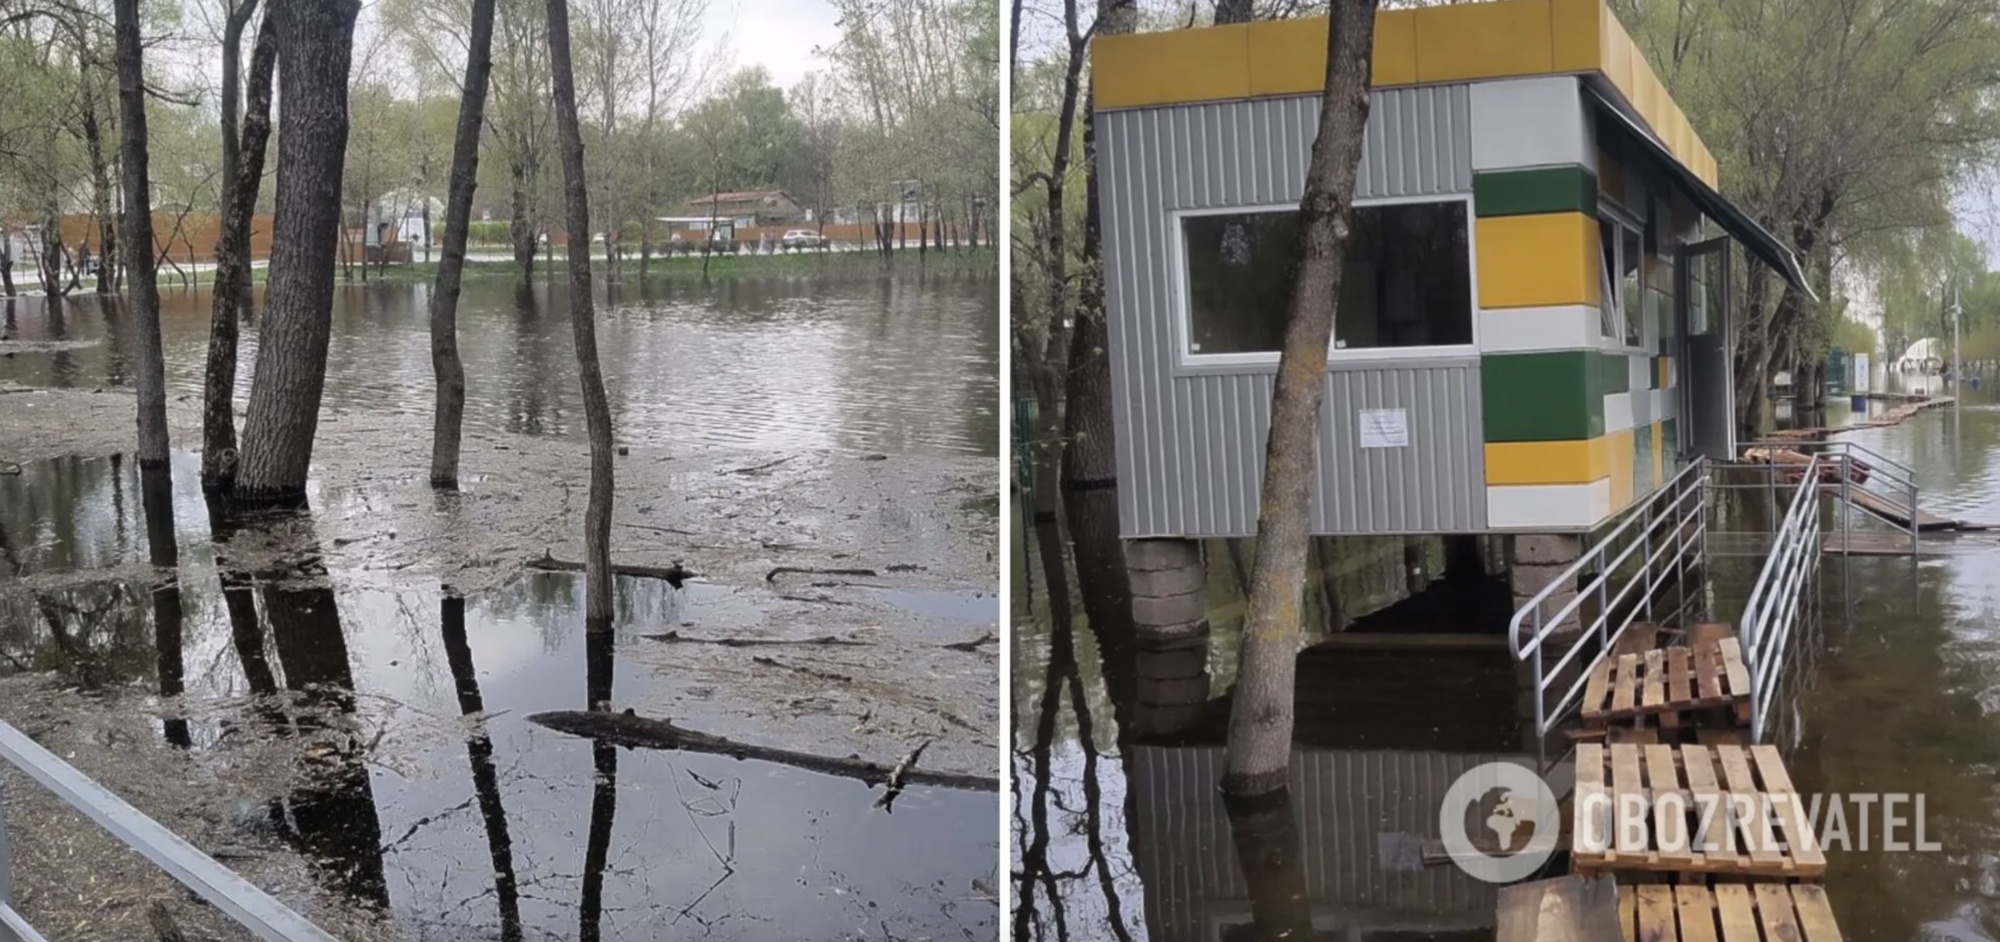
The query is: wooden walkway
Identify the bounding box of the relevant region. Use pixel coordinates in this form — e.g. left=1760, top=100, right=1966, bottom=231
left=1824, top=484, right=1957, bottom=530
left=1498, top=875, right=1846, bottom=942
left=1579, top=637, right=1752, bottom=734
left=1573, top=742, right=1826, bottom=878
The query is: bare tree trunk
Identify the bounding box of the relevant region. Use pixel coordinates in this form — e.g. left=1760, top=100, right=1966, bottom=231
left=429, top=0, right=499, bottom=490
left=204, top=3, right=276, bottom=492
left=1214, top=0, right=1251, bottom=23
left=234, top=0, right=362, bottom=509
left=1224, top=0, right=1378, bottom=799
left=116, top=0, right=169, bottom=470
left=1065, top=0, right=1136, bottom=639
left=546, top=0, right=615, bottom=628
left=510, top=147, right=539, bottom=282
left=80, top=65, right=120, bottom=297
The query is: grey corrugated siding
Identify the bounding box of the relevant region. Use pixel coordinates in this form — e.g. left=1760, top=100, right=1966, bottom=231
left=1130, top=746, right=1507, bottom=942
left=1102, top=86, right=1484, bottom=538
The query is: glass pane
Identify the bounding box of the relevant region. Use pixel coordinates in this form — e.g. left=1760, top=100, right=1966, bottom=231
left=1332, top=202, right=1473, bottom=349
left=1599, top=219, right=1620, bottom=338
left=1621, top=225, right=1643, bottom=347
left=1182, top=211, right=1300, bottom=355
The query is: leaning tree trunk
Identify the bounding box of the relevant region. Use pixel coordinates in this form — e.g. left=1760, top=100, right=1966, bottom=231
left=545, top=0, right=616, bottom=628
left=203, top=4, right=277, bottom=492
left=1224, top=0, right=1379, bottom=799
left=115, top=0, right=169, bottom=470
left=429, top=0, right=499, bottom=490
left=234, top=0, right=361, bottom=509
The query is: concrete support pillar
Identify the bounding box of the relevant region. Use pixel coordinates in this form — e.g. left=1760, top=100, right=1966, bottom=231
left=1127, top=538, right=1211, bottom=736
left=1507, top=533, right=1583, bottom=630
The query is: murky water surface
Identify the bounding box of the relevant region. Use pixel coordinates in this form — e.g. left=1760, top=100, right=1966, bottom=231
left=0, top=276, right=999, bottom=939
left=1012, top=369, right=2000, bottom=941
left=0, top=276, right=999, bottom=457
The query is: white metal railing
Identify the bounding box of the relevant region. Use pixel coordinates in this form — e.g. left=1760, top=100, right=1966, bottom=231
left=0, top=721, right=337, bottom=942
left=1740, top=438, right=1921, bottom=554
left=1510, top=456, right=1711, bottom=758
left=1736, top=452, right=1825, bottom=739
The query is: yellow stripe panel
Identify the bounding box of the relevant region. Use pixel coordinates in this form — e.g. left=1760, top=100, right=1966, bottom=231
left=1475, top=213, right=1600, bottom=309
left=1089, top=0, right=1719, bottom=188
left=1092, top=25, right=1250, bottom=110
left=1651, top=421, right=1665, bottom=484
left=1657, top=356, right=1672, bottom=389
left=1412, top=0, right=1552, bottom=83
left=1485, top=430, right=1633, bottom=485
left=1608, top=432, right=1635, bottom=510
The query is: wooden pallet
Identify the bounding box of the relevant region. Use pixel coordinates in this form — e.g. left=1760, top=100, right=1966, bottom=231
left=1580, top=637, right=1753, bottom=730
left=1615, top=883, right=1843, bottom=941
left=1574, top=743, right=1826, bottom=878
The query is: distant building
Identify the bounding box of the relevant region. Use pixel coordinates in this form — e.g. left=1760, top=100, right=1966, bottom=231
left=681, top=190, right=810, bottom=228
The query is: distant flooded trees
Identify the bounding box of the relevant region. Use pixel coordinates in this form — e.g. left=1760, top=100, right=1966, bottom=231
left=112, top=0, right=166, bottom=471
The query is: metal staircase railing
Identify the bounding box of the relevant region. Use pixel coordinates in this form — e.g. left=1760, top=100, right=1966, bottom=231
left=0, top=721, right=336, bottom=942
left=1509, top=447, right=1830, bottom=758
left=1741, top=438, right=1921, bottom=554
left=1510, top=456, right=1710, bottom=760
left=1736, top=455, right=1822, bottom=739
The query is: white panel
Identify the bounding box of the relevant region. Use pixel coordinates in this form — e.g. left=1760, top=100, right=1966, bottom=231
left=1475, top=305, right=1603, bottom=353
left=1486, top=480, right=1613, bottom=530
left=1469, top=76, right=1588, bottom=171
left=1604, top=392, right=1635, bottom=433
left=1629, top=353, right=1651, bottom=391
left=1652, top=387, right=1677, bottom=421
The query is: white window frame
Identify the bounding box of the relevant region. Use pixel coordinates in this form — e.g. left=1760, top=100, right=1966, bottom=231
left=1169, top=193, right=1481, bottom=370
left=1598, top=200, right=1650, bottom=354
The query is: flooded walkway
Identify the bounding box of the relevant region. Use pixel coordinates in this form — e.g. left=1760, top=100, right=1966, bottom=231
left=0, top=276, right=1000, bottom=938
left=1013, top=375, right=2000, bottom=941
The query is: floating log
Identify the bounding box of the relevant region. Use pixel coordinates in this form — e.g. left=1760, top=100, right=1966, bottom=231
left=528, top=709, right=998, bottom=793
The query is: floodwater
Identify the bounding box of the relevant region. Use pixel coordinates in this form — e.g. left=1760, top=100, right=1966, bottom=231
left=1012, top=369, right=2000, bottom=941
left=0, top=276, right=1000, bottom=458
left=0, top=275, right=1000, bottom=939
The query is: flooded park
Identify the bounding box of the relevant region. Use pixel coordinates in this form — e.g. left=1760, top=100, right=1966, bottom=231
left=0, top=275, right=1001, bottom=939
left=1011, top=370, right=2000, bottom=941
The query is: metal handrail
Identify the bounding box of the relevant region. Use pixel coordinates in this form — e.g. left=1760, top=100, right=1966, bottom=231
left=1510, top=456, right=1711, bottom=750
left=1741, top=438, right=1921, bottom=553
left=1736, top=453, right=1823, bottom=739
left=0, top=721, right=337, bottom=941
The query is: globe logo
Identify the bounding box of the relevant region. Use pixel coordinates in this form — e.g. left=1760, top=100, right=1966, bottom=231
left=1438, top=761, right=1561, bottom=883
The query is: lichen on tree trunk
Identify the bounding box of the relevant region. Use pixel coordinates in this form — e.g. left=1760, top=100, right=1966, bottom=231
left=1223, top=0, right=1380, bottom=800
left=233, top=0, right=362, bottom=509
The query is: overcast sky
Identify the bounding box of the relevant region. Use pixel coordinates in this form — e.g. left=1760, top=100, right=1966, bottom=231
left=706, top=0, right=842, bottom=90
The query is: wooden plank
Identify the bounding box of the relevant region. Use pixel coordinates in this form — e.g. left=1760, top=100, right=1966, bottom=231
left=1584, top=656, right=1615, bottom=720
left=1680, top=745, right=1731, bottom=859
left=1668, top=647, right=1693, bottom=706
left=1612, top=653, right=1641, bottom=713
left=1619, top=885, right=1638, bottom=942
left=1675, top=885, right=1720, bottom=942
left=1750, top=744, right=1826, bottom=872
left=1696, top=640, right=1724, bottom=702
left=1643, top=649, right=1667, bottom=709
left=1753, top=884, right=1805, bottom=942
left=1645, top=744, right=1691, bottom=861
left=1495, top=874, right=1624, bottom=942
left=1719, top=638, right=1753, bottom=698
left=1635, top=885, right=1676, bottom=942
left=1716, top=745, right=1783, bottom=869
left=1712, top=884, right=1762, bottom=942
left=1577, top=744, right=1608, bottom=859
left=1790, top=885, right=1844, bottom=942
left=1612, top=744, right=1643, bottom=857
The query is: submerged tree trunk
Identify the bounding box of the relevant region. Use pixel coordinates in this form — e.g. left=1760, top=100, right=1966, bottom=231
left=116, top=0, right=169, bottom=470
left=1224, top=0, right=1379, bottom=799
left=509, top=146, right=539, bottom=282
left=546, top=0, right=615, bottom=628
left=429, top=0, right=499, bottom=490
left=204, top=4, right=277, bottom=492
left=234, top=0, right=361, bottom=508
left=79, top=65, right=120, bottom=297
left=1065, top=0, right=1137, bottom=638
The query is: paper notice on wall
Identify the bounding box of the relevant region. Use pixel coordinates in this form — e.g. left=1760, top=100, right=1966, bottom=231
left=1358, top=409, right=1408, bottom=449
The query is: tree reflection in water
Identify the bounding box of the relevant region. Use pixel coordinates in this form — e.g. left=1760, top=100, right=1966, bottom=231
left=580, top=617, right=617, bottom=942
left=440, top=588, right=525, bottom=942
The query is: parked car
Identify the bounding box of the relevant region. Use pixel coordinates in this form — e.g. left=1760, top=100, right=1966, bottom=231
left=781, top=229, right=824, bottom=251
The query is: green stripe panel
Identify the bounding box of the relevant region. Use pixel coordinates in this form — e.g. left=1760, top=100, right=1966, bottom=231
left=1473, top=166, right=1598, bottom=218
left=1601, top=351, right=1631, bottom=395
left=1482, top=350, right=1604, bottom=441
left=1662, top=419, right=1679, bottom=468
